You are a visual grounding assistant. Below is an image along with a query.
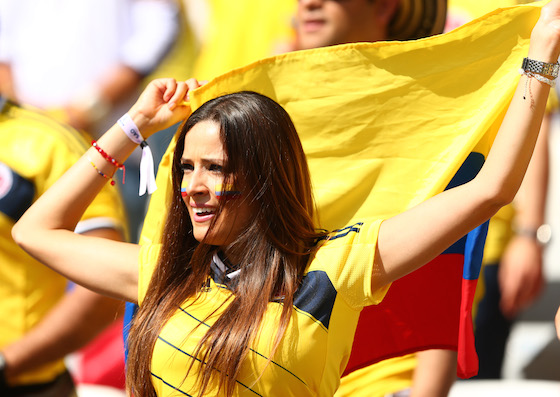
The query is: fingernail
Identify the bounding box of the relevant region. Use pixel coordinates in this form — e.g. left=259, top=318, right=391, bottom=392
left=168, top=102, right=176, bottom=110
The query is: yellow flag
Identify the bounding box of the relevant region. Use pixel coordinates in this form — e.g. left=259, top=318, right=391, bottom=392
left=140, top=2, right=542, bottom=246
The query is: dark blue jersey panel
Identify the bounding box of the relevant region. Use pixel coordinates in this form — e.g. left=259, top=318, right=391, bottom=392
left=0, top=162, right=35, bottom=222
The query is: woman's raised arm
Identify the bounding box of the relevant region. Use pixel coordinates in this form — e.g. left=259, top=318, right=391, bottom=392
left=373, top=1, right=560, bottom=292
left=12, top=78, right=198, bottom=302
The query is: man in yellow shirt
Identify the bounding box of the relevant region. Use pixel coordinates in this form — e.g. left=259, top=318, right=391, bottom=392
left=0, top=97, right=128, bottom=395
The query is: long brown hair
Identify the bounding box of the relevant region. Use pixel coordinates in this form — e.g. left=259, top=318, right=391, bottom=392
left=127, top=92, right=325, bottom=396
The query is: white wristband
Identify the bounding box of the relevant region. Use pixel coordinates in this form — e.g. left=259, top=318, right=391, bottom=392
left=118, top=113, right=144, bottom=144
left=519, top=68, right=556, bottom=87
left=117, top=114, right=157, bottom=195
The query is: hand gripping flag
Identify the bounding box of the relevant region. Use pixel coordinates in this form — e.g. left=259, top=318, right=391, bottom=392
left=138, top=2, right=544, bottom=379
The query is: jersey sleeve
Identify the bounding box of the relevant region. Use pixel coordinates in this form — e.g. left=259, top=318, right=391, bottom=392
left=310, top=218, right=390, bottom=310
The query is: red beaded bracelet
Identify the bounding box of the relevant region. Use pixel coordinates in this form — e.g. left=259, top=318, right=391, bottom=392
left=91, top=140, right=125, bottom=183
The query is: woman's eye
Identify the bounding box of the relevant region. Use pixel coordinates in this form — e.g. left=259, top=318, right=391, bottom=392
left=181, top=163, right=193, bottom=172
left=209, top=164, right=223, bottom=173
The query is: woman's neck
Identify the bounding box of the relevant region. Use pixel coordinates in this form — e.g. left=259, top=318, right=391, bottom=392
left=220, top=245, right=243, bottom=269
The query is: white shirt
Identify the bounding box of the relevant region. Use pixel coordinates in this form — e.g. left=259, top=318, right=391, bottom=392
left=0, top=0, right=178, bottom=110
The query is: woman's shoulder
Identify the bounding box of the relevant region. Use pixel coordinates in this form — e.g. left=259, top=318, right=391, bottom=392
left=308, top=217, right=384, bottom=275
left=306, top=217, right=388, bottom=309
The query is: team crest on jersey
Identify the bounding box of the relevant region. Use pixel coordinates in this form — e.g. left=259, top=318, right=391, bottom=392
left=0, top=162, right=35, bottom=221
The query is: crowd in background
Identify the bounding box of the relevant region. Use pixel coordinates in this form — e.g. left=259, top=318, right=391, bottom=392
left=0, top=1, right=559, bottom=396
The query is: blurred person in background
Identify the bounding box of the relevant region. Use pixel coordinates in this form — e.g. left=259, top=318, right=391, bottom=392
left=0, top=96, right=128, bottom=396
left=0, top=0, right=180, bottom=243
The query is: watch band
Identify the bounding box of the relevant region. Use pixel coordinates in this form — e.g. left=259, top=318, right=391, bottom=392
left=521, top=57, right=560, bottom=78
left=514, top=224, right=552, bottom=245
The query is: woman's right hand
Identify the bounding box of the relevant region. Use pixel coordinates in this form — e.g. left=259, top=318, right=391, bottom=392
left=128, top=78, right=205, bottom=138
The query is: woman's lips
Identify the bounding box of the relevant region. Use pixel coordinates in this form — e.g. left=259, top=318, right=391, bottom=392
left=190, top=205, right=216, bottom=223
left=301, top=19, right=325, bottom=33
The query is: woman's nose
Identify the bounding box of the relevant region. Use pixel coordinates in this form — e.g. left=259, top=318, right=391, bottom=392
left=184, top=169, right=209, bottom=197
left=299, top=0, right=324, bottom=10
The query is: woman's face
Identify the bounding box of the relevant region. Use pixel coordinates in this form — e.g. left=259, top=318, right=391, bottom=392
left=180, top=120, right=251, bottom=246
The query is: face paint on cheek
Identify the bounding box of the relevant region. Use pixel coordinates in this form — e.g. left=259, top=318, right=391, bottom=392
left=215, top=183, right=242, bottom=200
left=181, top=181, right=188, bottom=197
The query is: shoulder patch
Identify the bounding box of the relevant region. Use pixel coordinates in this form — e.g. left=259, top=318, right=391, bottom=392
left=294, top=271, right=337, bottom=329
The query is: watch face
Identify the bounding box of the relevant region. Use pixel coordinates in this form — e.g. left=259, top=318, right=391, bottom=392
left=537, top=224, right=552, bottom=245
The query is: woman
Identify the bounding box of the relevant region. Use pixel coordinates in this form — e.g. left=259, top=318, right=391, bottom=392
left=12, top=2, right=560, bottom=395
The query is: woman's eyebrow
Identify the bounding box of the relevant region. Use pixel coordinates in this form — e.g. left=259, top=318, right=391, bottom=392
left=180, top=157, right=225, bottom=163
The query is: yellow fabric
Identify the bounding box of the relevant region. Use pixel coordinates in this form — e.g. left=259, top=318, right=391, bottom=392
left=143, top=0, right=197, bottom=83
left=335, top=354, right=416, bottom=397
left=145, top=0, right=296, bottom=85
left=191, top=0, right=296, bottom=81
left=546, top=87, right=559, bottom=112
left=141, top=3, right=542, bottom=248
left=0, top=103, right=128, bottom=386
left=139, top=219, right=388, bottom=396
left=482, top=205, right=517, bottom=265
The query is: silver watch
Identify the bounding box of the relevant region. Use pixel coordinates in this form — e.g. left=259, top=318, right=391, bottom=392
left=521, top=57, right=560, bottom=78
left=536, top=224, right=553, bottom=245
left=515, top=224, right=552, bottom=245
